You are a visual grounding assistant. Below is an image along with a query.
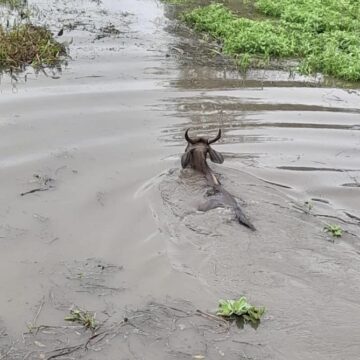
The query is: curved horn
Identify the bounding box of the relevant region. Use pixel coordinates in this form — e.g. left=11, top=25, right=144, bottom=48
left=185, top=128, right=196, bottom=144
left=208, top=129, right=222, bottom=144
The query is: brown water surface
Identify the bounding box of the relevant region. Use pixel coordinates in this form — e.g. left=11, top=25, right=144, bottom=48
left=0, top=0, right=360, bottom=359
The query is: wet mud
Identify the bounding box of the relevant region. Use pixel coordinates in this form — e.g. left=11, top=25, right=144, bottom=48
left=1, top=0, right=360, bottom=359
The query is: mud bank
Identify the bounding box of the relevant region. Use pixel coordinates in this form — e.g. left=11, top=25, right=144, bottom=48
left=0, top=0, right=360, bottom=359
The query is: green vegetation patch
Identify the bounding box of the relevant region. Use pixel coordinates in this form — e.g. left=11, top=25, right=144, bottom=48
left=0, top=0, right=25, bottom=9
left=217, top=296, right=265, bottom=323
left=64, top=307, right=97, bottom=331
left=324, top=224, right=343, bottom=238
left=0, top=24, right=66, bottom=71
left=183, top=1, right=360, bottom=81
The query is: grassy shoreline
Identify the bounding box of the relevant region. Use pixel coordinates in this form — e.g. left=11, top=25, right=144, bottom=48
left=179, top=1, right=360, bottom=82
left=0, top=0, right=66, bottom=72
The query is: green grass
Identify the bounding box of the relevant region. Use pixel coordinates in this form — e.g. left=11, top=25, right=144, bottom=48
left=183, top=1, right=360, bottom=81
left=0, top=24, right=66, bottom=71
left=0, top=0, right=26, bottom=8
left=0, top=0, right=66, bottom=71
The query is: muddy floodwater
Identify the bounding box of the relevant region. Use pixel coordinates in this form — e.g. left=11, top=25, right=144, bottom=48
left=1, top=0, right=360, bottom=359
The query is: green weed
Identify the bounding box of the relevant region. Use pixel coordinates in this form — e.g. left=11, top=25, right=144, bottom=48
left=0, top=0, right=26, bottom=9
left=183, top=2, right=360, bottom=81
left=0, top=24, right=66, bottom=71
left=0, top=0, right=66, bottom=71
left=217, top=297, right=265, bottom=323
left=64, top=307, right=97, bottom=331
left=324, top=224, right=343, bottom=238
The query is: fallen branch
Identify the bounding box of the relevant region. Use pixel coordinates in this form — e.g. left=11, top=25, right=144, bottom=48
left=46, top=344, right=83, bottom=360
left=196, top=309, right=230, bottom=329
left=32, top=297, right=45, bottom=328
left=21, top=188, right=50, bottom=196
left=42, top=318, right=130, bottom=359
left=21, top=174, right=55, bottom=196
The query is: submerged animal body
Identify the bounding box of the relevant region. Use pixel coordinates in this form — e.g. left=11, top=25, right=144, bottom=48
left=181, top=128, right=255, bottom=230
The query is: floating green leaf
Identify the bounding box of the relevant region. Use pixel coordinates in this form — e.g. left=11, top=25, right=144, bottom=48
left=217, top=297, right=265, bottom=323
left=324, top=224, right=343, bottom=238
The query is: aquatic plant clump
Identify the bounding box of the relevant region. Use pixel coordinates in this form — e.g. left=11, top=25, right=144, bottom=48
left=217, top=297, right=265, bottom=323
left=324, top=224, right=343, bottom=238
left=0, top=24, right=66, bottom=71
left=183, top=2, right=360, bottom=81
left=64, top=307, right=97, bottom=330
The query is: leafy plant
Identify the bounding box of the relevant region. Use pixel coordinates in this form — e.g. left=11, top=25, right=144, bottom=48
left=64, top=307, right=97, bottom=330
left=324, top=224, right=343, bottom=237
left=217, top=297, right=265, bottom=323
left=182, top=2, right=360, bottom=81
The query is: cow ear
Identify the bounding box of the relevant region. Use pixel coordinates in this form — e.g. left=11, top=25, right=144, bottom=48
left=209, top=148, right=224, bottom=164
left=181, top=150, right=192, bottom=168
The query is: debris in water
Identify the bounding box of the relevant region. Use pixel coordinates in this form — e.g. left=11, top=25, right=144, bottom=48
left=21, top=174, right=55, bottom=196
left=64, top=307, right=97, bottom=331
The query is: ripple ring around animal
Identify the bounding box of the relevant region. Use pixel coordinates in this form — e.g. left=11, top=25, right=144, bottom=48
left=181, top=128, right=255, bottom=231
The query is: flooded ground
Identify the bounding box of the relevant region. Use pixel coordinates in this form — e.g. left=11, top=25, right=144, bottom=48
left=0, top=0, right=360, bottom=359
